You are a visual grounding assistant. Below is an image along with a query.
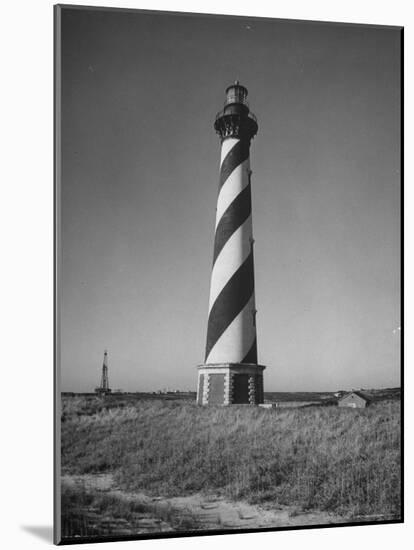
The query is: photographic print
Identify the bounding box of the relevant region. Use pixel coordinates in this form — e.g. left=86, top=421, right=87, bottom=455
left=54, top=4, right=402, bottom=544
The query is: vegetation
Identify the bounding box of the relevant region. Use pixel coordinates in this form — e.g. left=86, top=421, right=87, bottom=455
left=61, top=394, right=401, bottom=520
left=61, top=483, right=200, bottom=539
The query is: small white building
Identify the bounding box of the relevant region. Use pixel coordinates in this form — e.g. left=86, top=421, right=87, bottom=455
left=337, top=391, right=371, bottom=409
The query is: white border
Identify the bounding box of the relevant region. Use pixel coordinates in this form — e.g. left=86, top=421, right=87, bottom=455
left=1, top=1, right=409, bottom=549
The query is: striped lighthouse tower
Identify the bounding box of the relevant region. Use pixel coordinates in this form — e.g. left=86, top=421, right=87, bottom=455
left=197, top=81, right=265, bottom=406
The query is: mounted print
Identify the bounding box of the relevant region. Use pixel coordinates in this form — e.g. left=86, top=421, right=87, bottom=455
left=54, top=4, right=403, bottom=545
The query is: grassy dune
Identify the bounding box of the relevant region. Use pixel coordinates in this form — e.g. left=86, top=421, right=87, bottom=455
left=61, top=483, right=201, bottom=538
left=61, top=396, right=400, bottom=519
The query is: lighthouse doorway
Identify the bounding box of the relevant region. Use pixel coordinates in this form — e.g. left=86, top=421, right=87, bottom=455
left=233, top=374, right=249, bottom=404
left=208, top=374, right=225, bottom=405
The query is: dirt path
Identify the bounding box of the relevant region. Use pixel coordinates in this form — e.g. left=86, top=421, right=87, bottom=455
left=61, top=473, right=348, bottom=533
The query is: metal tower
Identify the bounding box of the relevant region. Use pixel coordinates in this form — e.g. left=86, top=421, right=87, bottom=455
left=95, top=350, right=112, bottom=395
left=197, top=82, right=266, bottom=406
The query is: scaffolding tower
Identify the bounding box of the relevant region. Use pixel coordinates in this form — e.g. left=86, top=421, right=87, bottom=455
left=95, top=350, right=112, bottom=395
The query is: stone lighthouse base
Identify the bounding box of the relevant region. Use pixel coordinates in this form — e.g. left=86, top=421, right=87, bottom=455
left=196, top=363, right=265, bottom=406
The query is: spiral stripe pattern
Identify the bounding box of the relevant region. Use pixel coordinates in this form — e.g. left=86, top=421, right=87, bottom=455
left=205, top=136, right=257, bottom=364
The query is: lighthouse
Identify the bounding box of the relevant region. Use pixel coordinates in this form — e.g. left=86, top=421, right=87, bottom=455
left=197, top=82, right=265, bottom=406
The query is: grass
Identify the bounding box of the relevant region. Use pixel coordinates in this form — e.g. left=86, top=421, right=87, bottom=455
left=61, top=395, right=401, bottom=520
left=61, top=483, right=201, bottom=539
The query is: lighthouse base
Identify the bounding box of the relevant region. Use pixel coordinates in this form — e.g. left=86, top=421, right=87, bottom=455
left=196, top=363, right=265, bottom=406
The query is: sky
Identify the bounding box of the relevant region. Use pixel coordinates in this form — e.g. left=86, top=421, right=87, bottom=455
left=59, top=7, right=401, bottom=392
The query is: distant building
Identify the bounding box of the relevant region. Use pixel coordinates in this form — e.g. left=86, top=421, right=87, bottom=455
left=337, top=391, right=371, bottom=409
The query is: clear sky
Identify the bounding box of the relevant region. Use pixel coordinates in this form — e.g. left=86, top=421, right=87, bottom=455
left=60, top=7, right=401, bottom=392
